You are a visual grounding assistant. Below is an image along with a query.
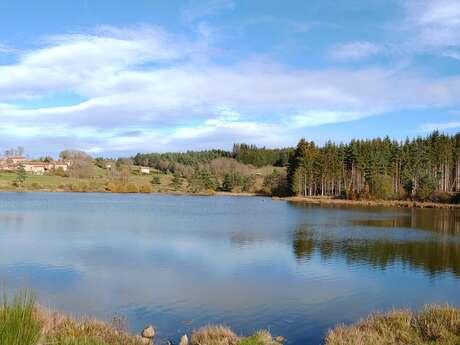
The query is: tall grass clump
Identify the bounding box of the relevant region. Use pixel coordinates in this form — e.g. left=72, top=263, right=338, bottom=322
left=0, top=291, right=43, bottom=345
left=325, top=305, right=460, bottom=345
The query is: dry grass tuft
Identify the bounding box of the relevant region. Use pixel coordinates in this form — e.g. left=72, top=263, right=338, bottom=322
left=325, top=305, right=460, bottom=345
left=191, top=325, right=239, bottom=345
left=190, top=326, right=280, bottom=345
left=36, top=308, right=144, bottom=345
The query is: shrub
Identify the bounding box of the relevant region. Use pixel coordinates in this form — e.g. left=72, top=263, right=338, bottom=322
left=170, top=173, right=183, bottom=191
left=371, top=175, right=394, bottom=200
left=416, top=175, right=437, bottom=201
left=106, top=182, right=117, bottom=192
left=126, top=183, right=139, bottom=193
left=151, top=175, right=161, bottom=185
left=140, top=184, right=153, bottom=193
left=429, top=192, right=453, bottom=204
left=54, top=167, right=66, bottom=177
left=30, top=182, right=42, bottom=190
left=71, top=182, right=89, bottom=192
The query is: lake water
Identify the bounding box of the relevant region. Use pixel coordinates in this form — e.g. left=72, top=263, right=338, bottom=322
left=0, top=193, right=460, bottom=345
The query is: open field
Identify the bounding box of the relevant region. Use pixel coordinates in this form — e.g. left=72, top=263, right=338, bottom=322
left=0, top=168, right=271, bottom=195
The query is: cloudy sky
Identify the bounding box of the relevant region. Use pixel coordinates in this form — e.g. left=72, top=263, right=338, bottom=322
left=1, top=0, right=460, bottom=157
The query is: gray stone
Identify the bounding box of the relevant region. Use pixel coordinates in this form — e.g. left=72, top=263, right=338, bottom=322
left=135, top=335, right=152, bottom=344
left=179, top=334, right=189, bottom=345
left=142, top=325, right=156, bottom=339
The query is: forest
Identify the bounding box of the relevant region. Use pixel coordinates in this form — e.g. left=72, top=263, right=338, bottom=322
left=133, top=131, right=460, bottom=201
left=288, top=131, right=460, bottom=201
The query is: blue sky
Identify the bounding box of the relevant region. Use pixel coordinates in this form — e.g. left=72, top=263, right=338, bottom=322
left=1, top=0, right=460, bottom=157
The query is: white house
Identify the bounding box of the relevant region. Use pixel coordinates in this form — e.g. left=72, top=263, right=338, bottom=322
left=140, top=166, right=150, bottom=174
left=23, top=162, right=47, bottom=175
left=53, top=161, right=69, bottom=171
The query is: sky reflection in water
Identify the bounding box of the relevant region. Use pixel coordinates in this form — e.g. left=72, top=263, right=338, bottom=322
left=0, top=193, right=459, bottom=345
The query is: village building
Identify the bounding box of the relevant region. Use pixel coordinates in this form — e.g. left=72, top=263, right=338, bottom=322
left=52, top=161, right=69, bottom=171
left=6, top=156, right=26, bottom=165
left=140, top=166, right=150, bottom=174
left=23, top=162, right=47, bottom=175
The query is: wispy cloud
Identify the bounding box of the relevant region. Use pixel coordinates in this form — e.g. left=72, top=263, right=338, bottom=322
left=403, top=0, right=460, bottom=55
left=418, top=121, right=460, bottom=132
left=328, top=41, right=383, bottom=61
left=0, top=43, right=19, bottom=54
left=181, top=0, right=234, bottom=23
left=1, top=24, right=460, bottom=154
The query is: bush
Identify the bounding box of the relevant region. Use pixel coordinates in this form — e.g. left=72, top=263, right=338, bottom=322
left=429, top=192, right=453, bottom=204
left=71, top=182, right=89, bottom=192
left=451, top=193, right=460, bottom=204
left=140, top=184, right=153, bottom=193
left=188, top=169, right=218, bottom=193
left=126, top=183, right=139, bottom=193
left=170, top=173, right=183, bottom=191
left=151, top=175, right=161, bottom=185
left=54, top=167, right=66, bottom=177
left=371, top=175, right=394, bottom=200
left=416, top=175, right=437, bottom=201
left=339, top=189, right=347, bottom=200
left=106, top=182, right=117, bottom=192
left=30, top=182, right=42, bottom=190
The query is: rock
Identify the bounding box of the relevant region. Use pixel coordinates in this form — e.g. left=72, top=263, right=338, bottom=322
left=142, top=325, right=156, bottom=339
left=179, top=334, right=189, bottom=345
left=275, top=336, right=285, bottom=343
left=135, top=335, right=152, bottom=344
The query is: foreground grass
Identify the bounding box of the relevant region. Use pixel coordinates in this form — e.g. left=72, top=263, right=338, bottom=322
left=0, top=291, right=42, bottom=345
left=326, top=305, right=460, bottom=345
left=0, top=292, right=281, bottom=345
left=4, top=292, right=460, bottom=345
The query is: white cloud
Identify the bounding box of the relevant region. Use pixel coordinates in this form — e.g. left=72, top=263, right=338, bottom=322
left=329, top=42, right=383, bottom=61
left=418, top=121, right=460, bottom=132
left=404, top=0, right=460, bottom=51
left=1, top=25, right=460, bottom=154
left=288, top=110, right=367, bottom=128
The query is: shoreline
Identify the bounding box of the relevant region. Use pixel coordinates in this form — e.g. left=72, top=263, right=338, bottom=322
left=280, top=196, right=460, bottom=209
left=3, top=293, right=459, bottom=345
left=0, top=188, right=266, bottom=197
left=2, top=188, right=460, bottom=209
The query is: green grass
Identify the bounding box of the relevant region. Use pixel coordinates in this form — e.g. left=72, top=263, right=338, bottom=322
left=0, top=292, right=282, bottom=345
left=0, top=291, right=42, bottom=345
left=0, top=165, right=271, bottom=194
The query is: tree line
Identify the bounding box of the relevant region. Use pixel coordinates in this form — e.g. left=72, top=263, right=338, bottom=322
left=288, top=131, right=460, bottom=201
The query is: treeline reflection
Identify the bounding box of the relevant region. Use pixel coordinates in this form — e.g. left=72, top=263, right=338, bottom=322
left=292, top=228, right=460, bottom=277
left=351, top=208, right=460, bottom=235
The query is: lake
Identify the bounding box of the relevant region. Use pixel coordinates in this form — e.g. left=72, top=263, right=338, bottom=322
left=0, top=193, right=459, bottom=345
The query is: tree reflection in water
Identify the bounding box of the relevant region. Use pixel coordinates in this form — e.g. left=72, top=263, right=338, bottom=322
left=292, top=224, right=460, bottom=278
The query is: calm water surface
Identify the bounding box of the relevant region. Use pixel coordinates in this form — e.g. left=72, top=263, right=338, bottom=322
left=1, top=193, right=460, bottom=345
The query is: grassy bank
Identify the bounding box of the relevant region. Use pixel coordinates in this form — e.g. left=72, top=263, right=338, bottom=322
left=0, top=170, right=269, bottom=195
left=326, top=305, right=460, bottom=345
left=0, top=292, right=282, bottom=345
left=2, top=292, right=460, bottom=345
left=282, top=196, right=460, bottom=209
